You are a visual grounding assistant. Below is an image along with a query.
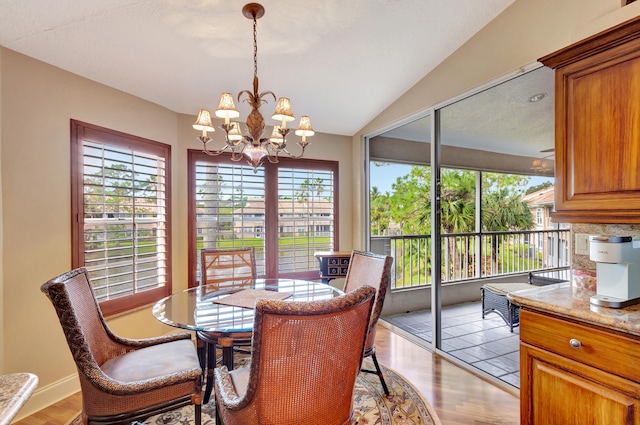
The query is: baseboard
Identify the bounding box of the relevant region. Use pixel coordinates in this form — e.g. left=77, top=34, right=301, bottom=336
left=13, top=373, right=80, bottom=421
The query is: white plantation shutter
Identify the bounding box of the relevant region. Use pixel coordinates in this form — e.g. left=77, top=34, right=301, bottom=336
left=277, top=167, right=335, bottom=273
left=189, top=152, right=338, bottom=284
left=72, top=121, right=171, bottom=315
left=194, top=161, right=267, bottom=280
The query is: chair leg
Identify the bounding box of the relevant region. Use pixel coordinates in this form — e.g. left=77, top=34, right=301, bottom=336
left=196, top=338, right=207, bottom=375
left=370, top=352, right=390, bottom=396
left=203, top=342, right=216, bottom=404
left=215, top=393, right=223, bottom=425
left=195, top=402, right=202, bottom=425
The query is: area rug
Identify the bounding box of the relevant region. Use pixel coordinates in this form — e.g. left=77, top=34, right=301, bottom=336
left=66, top=358, right=441, bottom=425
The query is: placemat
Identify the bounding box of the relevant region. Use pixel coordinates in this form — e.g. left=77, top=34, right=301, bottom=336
left=213, top=288, right=292, bottom=309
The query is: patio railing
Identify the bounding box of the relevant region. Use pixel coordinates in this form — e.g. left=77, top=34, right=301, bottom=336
left=372, top=229, right=570, bottom=289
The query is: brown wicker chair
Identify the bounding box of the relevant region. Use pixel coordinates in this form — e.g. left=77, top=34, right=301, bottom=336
left=40, top=268, right=202, bottom=425
left=343, top=250, right=394, bottom=395
left=214, top=285, right=375, bottom=425
left=197, top=247, right=256, bottom=403
left=200, top=247, right=256, bottom=287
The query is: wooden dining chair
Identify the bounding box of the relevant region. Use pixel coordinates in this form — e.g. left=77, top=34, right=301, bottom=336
left=214, top=285, right=376, bottom=425
left=197, top=247, right=256, bottom=403
left=200, top=247, right=256, bottom=287
left=343, top=250, right=394, bottom=395
left=41, top=268, right=202, bottom=425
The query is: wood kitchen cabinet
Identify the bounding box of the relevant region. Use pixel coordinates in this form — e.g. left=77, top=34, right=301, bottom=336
left=540, top=16, right=640, bottom=223
left=520, top=309, right=640, bottom=424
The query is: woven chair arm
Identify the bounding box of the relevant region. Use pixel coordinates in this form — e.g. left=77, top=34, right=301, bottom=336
left=214, top=366, right=251, bottom=410
left=109, top=331, right=193, bottom=349
left=86, top=364, right=201, bottom=396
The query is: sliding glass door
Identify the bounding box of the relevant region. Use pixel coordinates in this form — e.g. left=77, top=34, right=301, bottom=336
left=367, top=65, right=556, bottom=390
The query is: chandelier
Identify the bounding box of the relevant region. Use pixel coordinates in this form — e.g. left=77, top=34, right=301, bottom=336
left=192, top=3, right=314, bottom=173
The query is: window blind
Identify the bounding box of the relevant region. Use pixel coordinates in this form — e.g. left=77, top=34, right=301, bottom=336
left=82, top=140, right=168, bottom=302
left=194, top=161, right=266, bottom=281
left=277, top=167, right=335, bottom=273
left=190, top=153, right=337, bottom=283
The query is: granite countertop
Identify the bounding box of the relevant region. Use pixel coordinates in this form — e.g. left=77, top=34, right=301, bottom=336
left=0, top=373, right=38, bottom=425
left=508, top=282, right=640, bottom=337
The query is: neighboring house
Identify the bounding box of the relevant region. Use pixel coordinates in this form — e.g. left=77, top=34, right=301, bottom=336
left=523, top=185, right=571, bottom=267
left=523, top=185, right=556, bottom=230
left=231, top=198, right=333, bottom=238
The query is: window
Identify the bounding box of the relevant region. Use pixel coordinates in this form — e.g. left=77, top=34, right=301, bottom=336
left=71, top=120, right=171, bottom=316
left=188, top=151, right=338, bottom=286
left=536, top=208, right=543, bottom=226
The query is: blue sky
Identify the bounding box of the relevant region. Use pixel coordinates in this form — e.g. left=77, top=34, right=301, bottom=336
left=370, top=163, right=553, bottom=194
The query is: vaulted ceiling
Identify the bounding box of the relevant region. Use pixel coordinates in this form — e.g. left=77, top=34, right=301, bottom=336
left=0, top=0, right=516, bottom=137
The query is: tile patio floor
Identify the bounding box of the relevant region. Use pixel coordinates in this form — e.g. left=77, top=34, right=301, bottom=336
left=382, top=301, right=521, bottom=388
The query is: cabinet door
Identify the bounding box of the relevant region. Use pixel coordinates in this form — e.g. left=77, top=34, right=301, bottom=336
left=521, top=343, right=640, bottom=424
left=540, top=17, right=640, bottom=223
left=553, top=40, right=640, bottom=222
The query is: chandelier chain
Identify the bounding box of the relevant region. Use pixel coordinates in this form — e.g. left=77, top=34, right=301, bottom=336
left=253, top=15, right=258, bottom=79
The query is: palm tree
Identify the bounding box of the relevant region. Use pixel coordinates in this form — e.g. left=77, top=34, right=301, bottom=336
left=370, top=186, right=389, bottom=235
left=439, top=170, right=476, bottom=280
left=371, top=166, right=534, bottom=281
left=482, top=188, right=534, bottom=274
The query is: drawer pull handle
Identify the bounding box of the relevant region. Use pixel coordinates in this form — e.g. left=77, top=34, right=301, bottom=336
left=569, top=339, right=582, bottom=349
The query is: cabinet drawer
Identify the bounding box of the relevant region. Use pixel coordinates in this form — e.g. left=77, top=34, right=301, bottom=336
left=520, top=309, right=640, bottom=383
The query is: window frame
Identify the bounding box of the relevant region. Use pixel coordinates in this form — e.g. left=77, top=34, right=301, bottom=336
left=187, top=150, right=339, bottom=287
left=71, top=120, right=172, bottom=316
left=536, top=208, right=543, bottom=226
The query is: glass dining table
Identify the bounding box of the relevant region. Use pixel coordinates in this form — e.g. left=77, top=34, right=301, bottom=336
left=153, top=278, right=343, bottom=361
left=152, top=278, right=343, bottom=397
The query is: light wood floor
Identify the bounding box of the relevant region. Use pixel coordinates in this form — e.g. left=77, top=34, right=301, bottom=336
left=375, top=326, right=520, bottom=424
left=14, top=327, right=520, bottom=425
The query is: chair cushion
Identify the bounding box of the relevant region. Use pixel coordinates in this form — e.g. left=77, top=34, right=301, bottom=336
left=228, top=366, right=250, bottom=397
left=101, top=339, right=200, bottom=382
left=483, top=282, right=535, bottom=296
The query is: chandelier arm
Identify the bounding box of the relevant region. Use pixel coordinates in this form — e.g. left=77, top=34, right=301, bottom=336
left=265, top=154, right=280, bottom=164
left=201, top=138, right=232, bottom=157
left=230, top=150, right=246, bottom=162
left=280, top=143, right=307, bottom=159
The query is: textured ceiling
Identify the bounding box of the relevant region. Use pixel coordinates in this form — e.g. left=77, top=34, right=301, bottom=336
left=379, top=66, right=555, bottom=159
left=0, top=0, right=515, bottom=137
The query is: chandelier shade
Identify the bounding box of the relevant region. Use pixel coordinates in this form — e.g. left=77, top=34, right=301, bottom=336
left=193, top=109, right=215, bottom=134
left=215, top=93, right=240, bottom=120
left=193, top=3, right=314, bottom=172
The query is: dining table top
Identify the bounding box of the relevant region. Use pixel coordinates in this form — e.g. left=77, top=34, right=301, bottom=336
left=152, top=278, right=343, bottom=334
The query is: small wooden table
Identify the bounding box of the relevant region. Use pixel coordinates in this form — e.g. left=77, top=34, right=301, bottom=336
left=314, top=251, right=352, bottom=284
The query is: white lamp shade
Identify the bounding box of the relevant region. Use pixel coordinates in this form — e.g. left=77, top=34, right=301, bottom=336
left=269, top=125, right=284, bottom=145
left=272, top=97, right=295, bottom=122
left=215, top=93, right=240, bottom=119
left=228, top=122, right=244, bottom=141
left=193, top=109, right=215, bottom=132
left=295, top=116, right=315, bottom=137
